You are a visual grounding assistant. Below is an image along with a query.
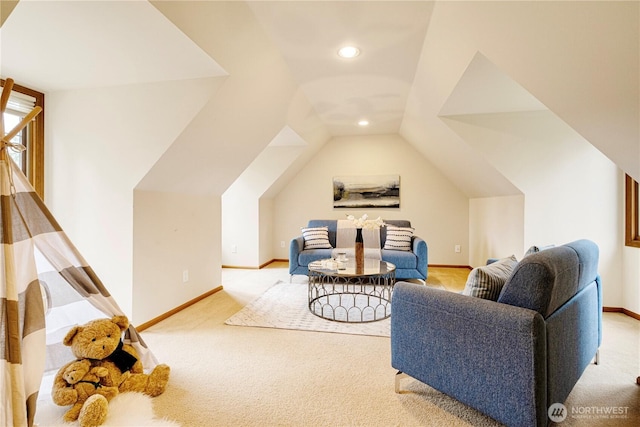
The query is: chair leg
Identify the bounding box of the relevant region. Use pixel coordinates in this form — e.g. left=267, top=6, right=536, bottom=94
left=395, top=371, right=409, bottom=393
left=594, top=349, right=600, bottom=365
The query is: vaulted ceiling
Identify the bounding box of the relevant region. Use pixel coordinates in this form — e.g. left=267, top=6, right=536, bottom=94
left=1, top=1, right=638, bottom=198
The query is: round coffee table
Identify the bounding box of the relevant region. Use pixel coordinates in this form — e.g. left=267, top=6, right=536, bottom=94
left=307, top=258, right=396, bottom=323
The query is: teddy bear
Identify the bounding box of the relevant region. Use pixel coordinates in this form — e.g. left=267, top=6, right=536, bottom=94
left=52, top=315, right=170, bottom=427
left=58, top=359, right=120, bottom=424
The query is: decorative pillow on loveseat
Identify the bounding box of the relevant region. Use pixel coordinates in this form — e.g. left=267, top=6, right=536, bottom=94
left=301, top=226, right=333, bottom=249
left=462, top=255, right=518, bottom=301
left=383, top=225, right=414, bottom=251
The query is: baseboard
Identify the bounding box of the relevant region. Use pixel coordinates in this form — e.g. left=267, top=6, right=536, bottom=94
left=136, top=285, right=224, bottom=332
left=261, top=259, right=288, bottom=268
left=428, top=264, right=472, bottom=270
left=222, top=259, right=288, bottom=270
left=222, top=265, right=260, bottom=269
left=603, top=306, right=640, bottom=321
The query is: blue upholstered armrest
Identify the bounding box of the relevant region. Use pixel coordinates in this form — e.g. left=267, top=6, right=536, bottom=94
left=391, top=282, right=547, bottom=427
left=289, top=236, right=304, bottom=272
left=412, top=237, right=427, bottom=277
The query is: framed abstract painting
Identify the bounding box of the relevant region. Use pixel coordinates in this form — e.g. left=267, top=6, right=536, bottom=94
left=333, top=175, right=400, bottom=208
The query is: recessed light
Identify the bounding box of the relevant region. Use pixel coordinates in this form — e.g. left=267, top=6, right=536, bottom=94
left=358, top=120, right=369, bottom=127
left=338, top=46, right=360, bottom=58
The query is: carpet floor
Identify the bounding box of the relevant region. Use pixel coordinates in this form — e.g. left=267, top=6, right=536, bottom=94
left=36, top=264, right=640, bottom=427
left=137, top=264, right=639, bottom=427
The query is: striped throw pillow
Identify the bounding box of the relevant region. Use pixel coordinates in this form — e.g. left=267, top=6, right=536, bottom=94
left=301, top=226, right=332, bottom=249
left=383, top=225, right=414, bottom=251
left=462, top=255, right=518, bottom=301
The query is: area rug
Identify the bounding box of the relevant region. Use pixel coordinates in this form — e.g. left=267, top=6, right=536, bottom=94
left=225, top=280, right=444, bottom=337
left=35, top=392, right=180, bottom=427
left=225, top=280, right=390, bottom=336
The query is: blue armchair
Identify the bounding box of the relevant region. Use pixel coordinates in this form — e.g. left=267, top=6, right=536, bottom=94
left=391, top=239, right=601, bottom=427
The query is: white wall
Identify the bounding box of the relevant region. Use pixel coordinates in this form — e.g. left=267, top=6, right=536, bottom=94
left=622, top=247, right=640, bottom=314
left=398, top=0, right=638, bottom=312
left=403, top=2, right=638, bottom=200
left=41, top=0, right=638, bottom=318
left=621, top=173, right=640, bottom=315
left=44, top=1, right=330, bottom=324
left=259, top=198, right=275, bottom=266
left=221, top=186, right=259, bottom=268
left=222, top=141, right=308, bottom=268
left=132, top=190, right=220, bottom=325
left=45, top=78, right=220, bottom=317
left=445, top=110, right=622, bottom=307
left=273, top=134, right=469, bottom=266
left=469, top=195, right=524, bottom=267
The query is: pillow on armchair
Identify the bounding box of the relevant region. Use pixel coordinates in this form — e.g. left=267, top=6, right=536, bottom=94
left=462, top=255, right=518, bottom=301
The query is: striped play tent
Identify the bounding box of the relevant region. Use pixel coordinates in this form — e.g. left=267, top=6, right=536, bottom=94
left=0, top=79, right=156, bottom=426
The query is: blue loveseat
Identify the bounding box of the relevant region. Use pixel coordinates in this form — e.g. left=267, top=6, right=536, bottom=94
left=391, top=239, right=602, bottom=427
left=289, top=219, right=427, bottom=281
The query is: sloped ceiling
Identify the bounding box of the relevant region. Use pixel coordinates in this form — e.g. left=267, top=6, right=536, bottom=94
left=248, top=1, right=433, bottom=136
left=136, top=0, right=329, bottom=195
left=439, top=53, right=547, bottom=117
left=401, top=0, right=639, bottom=196
left=1, top=1, right=638, bottom=196
left=0, top=0, right=226, bottom=91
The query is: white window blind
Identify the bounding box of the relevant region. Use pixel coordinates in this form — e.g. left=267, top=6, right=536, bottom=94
left=2, top=89, right=35, bottom=170
left=6, top=90, right=36, bottom=115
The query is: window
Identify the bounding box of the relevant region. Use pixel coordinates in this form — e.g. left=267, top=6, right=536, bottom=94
left=0, top=79, right=45, bottom=197
left=625, top=174, right=640, bottom=248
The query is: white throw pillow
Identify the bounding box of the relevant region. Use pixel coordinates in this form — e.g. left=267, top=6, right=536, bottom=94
left=383, top=225, right=414, bottom=251
left=301, top=226, right=333, bottom=249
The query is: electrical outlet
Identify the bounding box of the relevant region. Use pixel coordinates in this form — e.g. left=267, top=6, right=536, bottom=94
left=280, top=240, right=285, bottom=248
left=182, top=269, right=189, bottom=283
left=455, top=245, right=461, bottom=253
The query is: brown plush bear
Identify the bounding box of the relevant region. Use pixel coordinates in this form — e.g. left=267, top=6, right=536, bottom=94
left=59, top=359, right=119, bottom=423
left=51, top=315, right=170, bottom=427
